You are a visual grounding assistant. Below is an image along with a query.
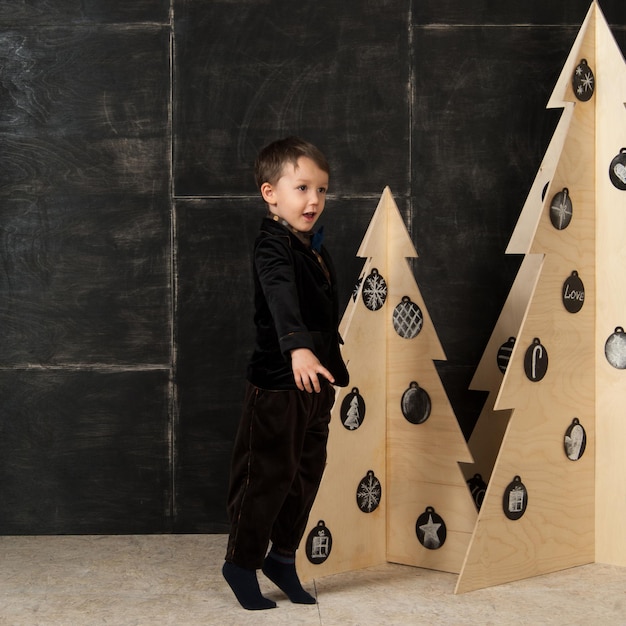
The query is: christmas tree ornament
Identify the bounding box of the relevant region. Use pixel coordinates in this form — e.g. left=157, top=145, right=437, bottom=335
left=466, top=474, right=487, bottom=510
left=562, top=271, right=585, bottom=313
left=392, top=296, right=423, bottom=339
left=340, top=387, right=366, bottom=430
left=524, top=337, right=549, bottom=382
left=361, top=268, right=387, bottom=311
left=549, top=187, right=573, bottom=230
left=415, top=506, right=447, bottom=549
left=564, top=418, right=586, bottom=461
left=605, top=326, right=626, bottom=369
left=496, top=337, right=516, bottom=373
left=608, top=148, right=626, bottom=190
left=305, top=520, right=333, bottom=564
left=356, top=470, right=382, bottom=513
left=572, top=58, right=595, bottom=101
left=502, top=476, right=528, bottom=520
left=400, top=381, right=431, bottom=424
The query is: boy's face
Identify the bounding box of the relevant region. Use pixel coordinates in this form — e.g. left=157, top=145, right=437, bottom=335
left=260, top=156, right=328, bottom=233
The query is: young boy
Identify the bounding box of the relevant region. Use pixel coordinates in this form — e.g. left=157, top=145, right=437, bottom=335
left=222, top=137, right=349, bottom=610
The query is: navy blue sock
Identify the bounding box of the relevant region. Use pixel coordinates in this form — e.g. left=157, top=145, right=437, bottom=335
left=262, top=550, right=316, bottom=604
left=222, top=561, right=277, bottom=611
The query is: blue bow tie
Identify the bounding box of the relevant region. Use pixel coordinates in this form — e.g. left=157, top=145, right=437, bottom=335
left=311, top=226, right=324, bottom=252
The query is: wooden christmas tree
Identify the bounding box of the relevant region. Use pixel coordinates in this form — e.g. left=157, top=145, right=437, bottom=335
left=457, top=0, right=626, bottom=592
left=460, top=104, right=575, bottom=488
left=297, top=187, right=477, bottom=580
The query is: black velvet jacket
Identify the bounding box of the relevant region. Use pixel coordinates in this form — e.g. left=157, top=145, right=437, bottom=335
left=247, top=217, right=349, bottom=390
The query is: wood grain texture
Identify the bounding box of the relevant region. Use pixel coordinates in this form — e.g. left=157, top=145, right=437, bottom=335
left=457, top=5, right=597, bottom=593
left=173, top=0, right=410, bottom=197
left=413, top=0, right=624, bottom=25
left=0, top=0, right=169, bottom=25
left=594, top=4, right=626, bottom=566
left=0, top=370, right=171, bottom=534
left=0, top=25, right=171, bottom=366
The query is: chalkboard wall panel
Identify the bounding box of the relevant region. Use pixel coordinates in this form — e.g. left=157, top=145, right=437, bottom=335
left=174, top=196, right=376, bottom=531
left=0, top=0, right=169, bottom=24
left=1, top=1, right=625, bottom=535
left=0, top=370, right=171, bottom=534
left=1, top=195, right=171, bottom=365
left=410, top=25, right=578, bottom=435
left=414, top=0, right=624, bottom=25
left=0, top=26, right=171, bottom=366
left=173, top=0, right=410, bottom=197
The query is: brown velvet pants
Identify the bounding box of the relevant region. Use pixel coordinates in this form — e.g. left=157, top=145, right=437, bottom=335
left=225, top=381, right=335, bottom=570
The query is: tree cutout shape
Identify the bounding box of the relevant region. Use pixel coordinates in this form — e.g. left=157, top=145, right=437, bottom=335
left=297, top=187, right=477, bottom=581
left=456, top=1, right=626, bottom=593
left=460, top=105, right=575, bottom=489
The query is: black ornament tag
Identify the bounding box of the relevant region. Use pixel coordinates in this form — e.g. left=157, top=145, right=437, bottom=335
left=524, top=338, right=548, bottom=382
left=415, top=506, right=447, bottom=549
left=392, top=296, right=423, bottom=339
left=572, top=58, right=595, bottom=101
left=549, top=187, right=573, bottom=230
left=356, top=470, right=382, bottom=513
left=400, top=381, right=431, bottom=424
left=497, top=337, right=516, bottom=373
left=340, top=387, right=366, bottom=430
left=564, top=418, right=586, bottom=461
left=605, top=327, right=626, bottom=369
left=467, top=473, right=487, bottom=510
left=305, top=520, right=333, bottom=564
left=609, top=149, right=626, bottom=190
left=562, top=271, right=585, bottom=313
left=362, top=268, right=387, bottom=311
left=503, top=476, right=528, bottom=520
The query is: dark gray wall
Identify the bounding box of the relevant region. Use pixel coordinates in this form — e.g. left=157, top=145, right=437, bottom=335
left=1, top=1, right=624, bottom=533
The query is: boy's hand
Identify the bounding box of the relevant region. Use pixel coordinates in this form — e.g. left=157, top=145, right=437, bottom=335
left=290, top=348, right=335, bottom=393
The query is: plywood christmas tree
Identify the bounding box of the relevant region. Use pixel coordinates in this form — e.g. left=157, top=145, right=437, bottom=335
left=460, top=105, right=575, bottom=488
left=297, top=187, right=477, bottom=581
left=457, top=1, right=626, bottom=592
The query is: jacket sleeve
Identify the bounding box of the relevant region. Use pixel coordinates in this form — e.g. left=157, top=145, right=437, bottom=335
left=254, top=235, right=316, bottom=357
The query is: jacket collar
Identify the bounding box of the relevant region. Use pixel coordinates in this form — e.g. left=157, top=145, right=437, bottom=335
left=266, top=213, right=314, bottom=248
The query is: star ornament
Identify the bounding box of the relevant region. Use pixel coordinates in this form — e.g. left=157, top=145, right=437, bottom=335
left=415, top=506, right=447, bottom=550
left=420, top=515, right=441, bottom=544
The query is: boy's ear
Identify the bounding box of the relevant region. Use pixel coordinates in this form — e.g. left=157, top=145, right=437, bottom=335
left=260, top=182, right=275, bottom=205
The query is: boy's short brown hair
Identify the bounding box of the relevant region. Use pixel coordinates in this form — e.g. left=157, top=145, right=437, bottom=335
left=254, top=136, right=330, bottom=190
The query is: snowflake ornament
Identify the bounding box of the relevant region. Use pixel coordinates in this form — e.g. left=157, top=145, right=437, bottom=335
left=361, top=268, right=387, bottom=311
left=356, top=470, right=382, bottom=513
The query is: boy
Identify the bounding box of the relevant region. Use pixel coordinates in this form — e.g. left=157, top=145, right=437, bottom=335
left=222, top=137, right=349, bottom=610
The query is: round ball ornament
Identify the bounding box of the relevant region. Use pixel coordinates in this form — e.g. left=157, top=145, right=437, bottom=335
left=356, top=470, right=382, bottom=513
left=467, top=473, right=487, bottom=510
left=549, top=187, right=573, bottom=230
left=497, top=337, right=516, bottom=374
left=392, top=296, right=423, bottom=339
left=361, top=268, right=387, bottom=311
left=564, top=418, right=586, bottom=461
left=400, top=381, right=431, bottom=424
left=609, top=149, right=626, bottom=190
left=605, top=327, right=626, bottom=369
left=572, top=58, right=595, bottom=101
left=503, top=475, right=528, bottom=520
left=340, top=387, right=365, bottom=431
left=305, top=520, right=333, bottom=564
left=415, top=506, right=447, bottom=550
left=562, top=271, right=585, bottom=313
left=524, top=337, right=548, bottom=382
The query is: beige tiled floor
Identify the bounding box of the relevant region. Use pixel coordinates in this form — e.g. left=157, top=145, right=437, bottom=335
left=1, top=534, right=626, bottom=625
